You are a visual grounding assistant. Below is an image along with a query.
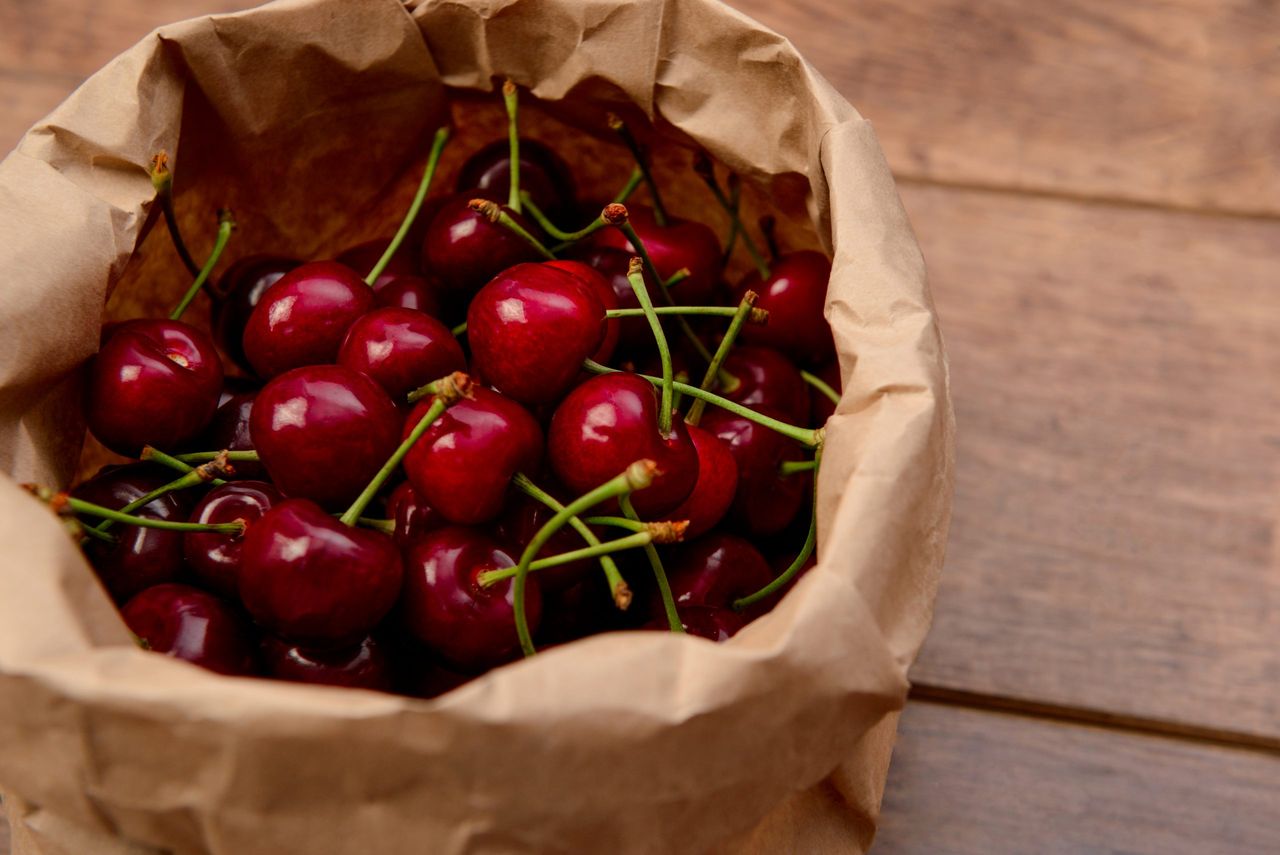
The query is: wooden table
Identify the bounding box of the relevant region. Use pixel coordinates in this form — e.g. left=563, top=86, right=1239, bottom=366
left=2, top=1, right=1278, bottom=851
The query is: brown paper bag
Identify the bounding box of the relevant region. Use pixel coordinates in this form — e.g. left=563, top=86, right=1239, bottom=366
left=0, top=0, right=954, bottom=851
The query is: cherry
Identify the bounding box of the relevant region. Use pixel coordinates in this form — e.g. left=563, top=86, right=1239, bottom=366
left=495, top=494, right=596, bottom=593
left=73, top=464, right=191, bottom=603
left=701, top=406, right=806, bottom=536
left=210, top=255, right=300, bottom=373
left=386, top=481, right=446, bottom=548
left=261, top=634, right=392, bottom=691
left=86, top=319, right=223, bottom=457
left=720, top=345, right=809, bottom=425
left=809, top=358, right=842, bottom=426
left=401, top=527, right=543, bottom=672
left=457, top=137, right=578, bottom=221
left=201, top=391, right=263, bottom=479
left=239, top=498, right=403, bottom=646
left=730, top=250, right=834, bottom=366
left=420, top=193, right=541, bottom=295
left=567, top=245, right=656, bottom=355
left=402, top=386, right=542, bottom=524
left=545, top=259, right=620, bottom=363
left=184, top=480, right=282, bottom=599
left=664, top=423, right=737, bottom=539
left=548, top=373, right=697, bottom=518
left=467, top=262, right=606, bottom=405
left=372, top=274, right=446, bottom=317
left=241, top=260, right=373, bottom=378
left=396, top=655, right=474, bottom=699
left=337, top=307, right=465, bottom=403
left=592, top=204, right=722, bottom=304
left=664, top=533, right=776, bottom=620
left=335, top=237, right=419, bottom=287
left=645, top=605, right=745, bottom=641
left=250, top=365, right=401, bottom=510
left=122, top=583, right=258, bottom=676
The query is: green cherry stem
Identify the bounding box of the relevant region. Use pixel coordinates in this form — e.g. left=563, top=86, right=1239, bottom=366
left=581, top=516, right=689, bottom=542
left=603, top=305, right=766, bottom=321
left=664, top=268, right=691, bottom=289
left=608, top=114, right=669, bottom=226
left=620, top=494, right=683, bottom=633
left=468, top=198, right=555, bottom=260
left=685, top=291, right=759, bottom=427
left=59, top=495, right=244, bottom=534
left=625, top=257, right=675, bottom=435
left=366, top=126, right=450, bottom=286
left=526, top=169, right=643, bottom=247
left=801, top=369, right=841, bottom=407
left=779, top=459, right=818, bottom=476
left=149, top=152, right=201, bottom=278
left=92, top=452, right=231, bottom=536
left=694, top=154, right=770, bottom=279
left=176, top=450, right=259, bottom=464
left=338, top=372, right=471, bottom=527
left=512, top=460, right=657, bottom=657
left=511, top=472, right=632, bottom=609
left=478, top=531, right=653, bottom=587
left=169, top=209, right=236, bottom=321
left=502, top=79, right=522, bottom=212
left=140, top=446, right=225, bottom=486
left=583, top=359, right=823, bottom=448
left=734, top=443, right=823, bottom=610
left=357, top=517, right=396, bottom=534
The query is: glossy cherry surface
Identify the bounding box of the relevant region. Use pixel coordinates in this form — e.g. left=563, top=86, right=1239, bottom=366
left=701, top=406, right=806, bottom=536
left=731, top=250, right=835, bottom=366
left=122, top=583, right=259, bottom=676
left=467, top=263, right=606, bottom=405
left=548, top=373, right=697, bottom=518
left=664, top=423, right=737, bottom=539
left=720, top=345, right=809, bottom=425
left=372, top=274, right=446, bottom=318
left=386, top=481, right=447, bottom=549
left=545, top=259, right=620, bottom=363
left=456, top=137, right=577, bottom=219
left=402, top=387, right=542, bottom=525
left=211, top=255, right=300, bottom=372
left=567, top=246, right=656, bottom=355
left=337, top=307, right=466, bottom=403
left=261, top=634, right=392, bottom=691
left=239, top=499, right=403, bottom=646
left=420, top=193, right=541, bottom=295
left=592, top=204, right=722, bottom=305
left=664, top=533, right=776, bottom=620
left=242, top=261, right=373, bottom=378
left=87, top=319, right=223, bottom=457
left=401, top=527, right=543, bottom=672
left=250, top=365, right=401, bottom=510
left=184, top=480, right=282, bottom=599
left=202, top=391, right=264, bottom=479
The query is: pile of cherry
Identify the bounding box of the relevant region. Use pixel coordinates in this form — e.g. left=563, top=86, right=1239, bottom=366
left=29, top=83, right=842, bottom=696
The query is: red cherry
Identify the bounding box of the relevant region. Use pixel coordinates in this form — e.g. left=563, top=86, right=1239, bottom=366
left=386, top=481, right=447, bottom=549
left=372, top=274, right=446, bottom=317
left=456, top=138, right=577, bottom=220
left=239, top=499, right=403, bottom=646
left=545, top=259, right=620, bottom=363
left=700, top=406, right=807, bottom=536
left=664, top=533, right=776, bottom=619
left=335, top=237, right=419, bottom=287
left=86, top=319, right=223, bottom=456
left=74, top=464, right=191, bottom=603
left=401, top=527, right=543, bottom=672
left=730, top=250, right=834, bottom=366
left=720, top=346, right=809, bottom=425
left=467, top=263, right=606, bottom=405
left=420, top=193, right=541, bottom=295
left=645, top=605, right=745, bottom=641
left=250, top=365, right=401, bottom=510
left=592, top=204, right=722, bottom=304
left=809, top=358, right=842, bottom=426
left=122, top=583, right=258, bottom=676
left=548, top=373, right=697, bottom=518
left=210, top=255, right=300, bottom=372
left=242, top=261, right=373, bottom=378
left=337, top=307, right=465, bottom=403
left=261, top=634, right=392, bottom=691
left=495, top=493, right=595, bottom=593
left=402, top=387, right=542, bottom=525
left=184, top=480, right=282, bottom=599
left=567, top=246, right=657, bottom=355
left=201, top=391, right=264, bottom=479
left=664, top=423, right=737, bottom=539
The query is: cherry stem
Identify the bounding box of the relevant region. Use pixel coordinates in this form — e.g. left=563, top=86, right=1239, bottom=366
left=357, top=517, right=396, bottom=533
left=801, top=369, right=841, bottom=407
left=780, top=459, right=818, bottom=476
left=92, top=452, right=230, bottom=536
left=176, top=450, right=259, bottom=463
left=60, top=495, right=244, bottom=534
left=512, top=460, right=657, bottom=657
left=620, top=494, right=684, bottom=633
left=625, top=257, right=674, bottom=435
left=524, top=169, right=643, bottom=246
left=664, top=268, right=691, bottom=288
left=604, top=305, right=765, bottom=321
left=406, top=371, right=479, bottom=404
left=468, top=199, right=555, bottom=260
left=366, top=126, right=451, bottom=286
left=511, top=472, right=631, bottom=609
left=685, top=291, right=759, bottom=427
left=501, top=79, right=523, bottom=213
left=581, top=516, right=688, bottom=543
left=149, top=152, right=201, bottom=278
left=339, top=372, right=472, bottom=526
left=583, top=359, right=823, bottom=448
left=169, top=209, right=236, bottom=321
left=607, top=114, right=668, bottom=226
left=693, top=155, right=769, bottom=279
left=734, top=443, right=822, bottom=610
left=141, top=446, right=228, bottom=487
left=721, top=177, right=743, bottom=266
left=478, top=531, right=653, bottom=587
left=759, top=213, right=780, bottom=261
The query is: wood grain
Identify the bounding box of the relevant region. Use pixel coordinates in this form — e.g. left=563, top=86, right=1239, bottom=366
left=730, top=0, right=1280, bottom=217
left=902, top=180, right=1280, bottom=742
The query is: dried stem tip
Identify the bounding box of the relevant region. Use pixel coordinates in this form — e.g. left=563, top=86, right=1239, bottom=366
left=613, top=581, right=634, bottom=610
left=195, top=451, right=234, bottom=481
left=602, top=203, right=629, bottom=226
left=606, top=112, right=624, bottom=131
left=503, top=78, right=517, bottom=96
left=625, top=459, right=658, bottom=491
left=468, top=198, right=502, bottom=222
left=432, top=371, right=475, bottom=406
left=149, top=151, right=172, bottom=189
left=646, top=519, right=689, bottom=544
left=627, top=256, right=645, bottom=277
left=748, top=308, right=770, bottom=325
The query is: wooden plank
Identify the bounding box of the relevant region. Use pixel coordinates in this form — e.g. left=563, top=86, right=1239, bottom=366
left=728, top=0, right=1280, bottom=217
left=876, top=701, right=1280, bottom=854
left=901, top=181, right=1280, bottom=742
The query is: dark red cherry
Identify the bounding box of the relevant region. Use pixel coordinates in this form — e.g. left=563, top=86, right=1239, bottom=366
left=211, top=255, right=301, bottom=372
left=239, top=499, right=403, bottom=646
left=372, top=274, right=446, bottom=317
left=569, top=245, right=662, bottom=355
left=86, top=319, right=223, bottom=457
left=337, top=307, right=466, bottom=403
left=730, top=250, right=834, bottom=366
left=202, top=391, right=264, bottom=479
left=456, top=138, right=577, bottom=220
left=335, top=237, right=420, bottom=288
left=250, top=365, right=401, bottom=510
left=645, top=605, right=745, bottom=641
left=467, top=263, right=606, bottom=405
left=396, top=655, right=474, bottom=699
left=386, top=481, right=447, bottom=548
left=74, top=464, right=191, bottom=603
left=261, top=634, right=392, bottom=691
left=592, top=204, right=722, bottom=304
left=720, top=346, right=809, bottom=425
left=664, top=423, right=737, bottom=539
left=122, top=583, right=258, bottom=676
left=420, top=193, right=541, bottom=295
left=664, top=533, right=776, bottom=620
left=545, top=259, right=620, bottom=363
left=242, top=261, right=373, bottom=378
left=495, top=493, right=595, bottom=594
left=548, top=373, right=697, bottom=518
left=402, top=387, right=542, bottom=525
left=401, top=527, right=543, bottom=672
left=809, top=358, right=842, bottom=426
left=184, top=480, right=282, bottom=599
left=701, top=406, right=807, bottom=536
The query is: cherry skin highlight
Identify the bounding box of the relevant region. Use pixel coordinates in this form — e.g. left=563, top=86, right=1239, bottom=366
left=184, top=480, right=283, bottom=599
left=337, top=307, right=465, bottom=403
left=730, top=250, right=835, bottom=366
left=261, top=634, right=392, bottom=691
left=201, top=391, right=264, bottom=479
left=386, top=481, right=447, bottom=549
left=211, top=255, right=300, bottom=373
left=122, top=583, right=259, bottom=676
